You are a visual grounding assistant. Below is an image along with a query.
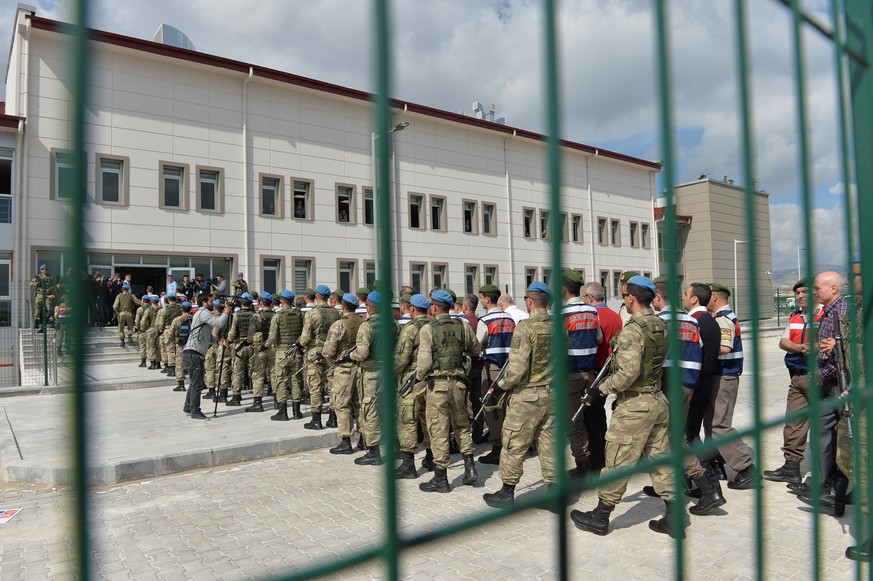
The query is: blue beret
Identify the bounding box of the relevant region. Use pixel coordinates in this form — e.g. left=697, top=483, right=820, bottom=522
left=627, top=275, right=656, bottom=296
left=122, top=282, right=131, bottom=289
left=142, top=294, right=149, bottom=300
left=260, top=291, right=272, bottom=300
left=166, top=293, right=177, bottom=300
left=316, top=284, right=331, bottom=297
left=238, top=272, right=244, bottom=277
left=151, top=295, right=160, bottom=303
left=431, top=289, right=454, bottom=306
left=240, top=292, right=253, bottom=301
left=367, top=291, right=382, bottom=305
left=39, top=264, right=47, bottom=270
left=181, top=301, right=191, bottom=308
left=342, top=292, right=358, bottom=304
left=527, top=281, right=551, bottom=297
left=279, top=289, right=294, bottom=300
left=411, top=293, right=430, bottom=310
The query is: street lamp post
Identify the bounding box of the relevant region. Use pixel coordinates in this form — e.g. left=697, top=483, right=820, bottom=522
left=796, top=245, right=805, bottom=280
left=733, top=239, right=747, bottom=315
left=371, top=121, right=409, bottom=283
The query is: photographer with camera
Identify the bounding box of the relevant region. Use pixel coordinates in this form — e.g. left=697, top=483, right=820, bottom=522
left=183, top=294, right=232, bottom=420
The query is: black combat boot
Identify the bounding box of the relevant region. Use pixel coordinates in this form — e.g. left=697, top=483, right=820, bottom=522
left=649, top=501, right=687, bottom=539
left=483, top=483, right=515, bottom=507
left=226, top=393, right=242, bottom=406
left=356, top=434, right=365, bottom=451
left=205, top=388, right=216, bottom=399
left=120, top=338, right=125, bottom=348
left=354, top=446, right=383, bottom=466
left=161, top=364, right=171, bottom=374
left=168, top=366, right=176, bottom=377
left=291, top=402, right=304, bottom=420
left=799, top=472, right=851, bottom=516
left=330, top=437, right=353, bottom=455
left=245, top=396, right=264, bottom=412
left=304, top=412, right=323, bottom=430
left=173, top=381, right=186, bottom=392
left=420, top=467, right=451, bottom=493
left=690, top=473, right=727, bottom=515
left=846, top=539, right=873, bottom=562
left=462, top=454, right=478, bottom=486
left=265, top=382, right=273, bottom=396
left=139, top=358, right=147, bottom=368
left=568, top=457, right=591, bottom=480
left=763, top=460, right=801, bottom=484
left=395, top=451, right=417, bottom=479
left=270, top=402, right=290, bottom=421
left=570, top=499, right=614, bottom=535
left=478, top=445, right=502, bottom=465
left=421, top=448, right=435, bottom=471
left=727, top=464, right=758, bottom=490
left=326, top=410, right=338, bottom=428
left=148, top=360, right=160, bottom=370
left=217, top=389, right=228, bottom=403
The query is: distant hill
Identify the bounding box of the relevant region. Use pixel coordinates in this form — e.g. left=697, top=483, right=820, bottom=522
left=770, top=265, right=849, bottom=290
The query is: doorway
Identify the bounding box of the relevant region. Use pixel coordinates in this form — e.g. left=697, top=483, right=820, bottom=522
left=117, top=267, right=166, bottom=297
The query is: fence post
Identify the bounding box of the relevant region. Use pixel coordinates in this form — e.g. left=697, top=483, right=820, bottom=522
left=42, top=279, right=47, bottom=386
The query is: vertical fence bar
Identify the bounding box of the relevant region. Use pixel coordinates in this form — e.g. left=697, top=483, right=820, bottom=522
left=70, top=0, right=92, bottom=579
left=541, top=1, right=569, bottom=578
left=371, top=0, right=400, bottom=579
left=653, top=1, right=687, bottom=573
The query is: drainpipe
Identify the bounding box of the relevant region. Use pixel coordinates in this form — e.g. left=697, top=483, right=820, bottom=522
left=503, top=130, right=516, bottom=296
left=242, top=67, right=253, bottom=284
left=19, top=15, right=32, bottom=317
left=13, top=118, right=23, bottom=331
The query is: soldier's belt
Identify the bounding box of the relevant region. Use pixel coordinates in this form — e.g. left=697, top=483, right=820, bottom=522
left=617, top=388, right=659, bottom=399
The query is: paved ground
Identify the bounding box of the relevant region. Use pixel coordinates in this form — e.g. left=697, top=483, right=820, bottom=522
left=0, top=329, right=868, bottom=580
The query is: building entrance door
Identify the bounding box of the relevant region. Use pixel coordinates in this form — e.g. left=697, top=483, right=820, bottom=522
left=120, top=267, right=166, bottom=298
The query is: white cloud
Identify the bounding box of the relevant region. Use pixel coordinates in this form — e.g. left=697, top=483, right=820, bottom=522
left=770, top=202, right=849, bottom=271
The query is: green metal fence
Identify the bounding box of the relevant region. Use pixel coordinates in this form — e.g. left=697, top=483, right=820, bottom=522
left=62, top=1, right=873, bottom=579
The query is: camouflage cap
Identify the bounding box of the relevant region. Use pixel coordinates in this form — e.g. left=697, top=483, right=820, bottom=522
left=251, top=291, right=260, bottom=301
left=400, top=293, right=413, bottom=304
left=792, top=279, right=807, bottom=292
left=356, top=287, right=370, bottom=296
left=304, top=287, right=316, bottom=298
left=445, top=288, right=458, bottom=303
left=562, top=269, right=584, bottom=284
left=478, top=284, right=500, bottom=294
left=620, top=271, right=640, bottom=284
left=709, top=282, right=731, bottom=297
left=651, top=275, right=669, bottom=285
left=333, top=289, right=345, bottom=299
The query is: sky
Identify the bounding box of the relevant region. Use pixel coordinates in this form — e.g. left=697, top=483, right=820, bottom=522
left=0, top=0, right=855, bottom=275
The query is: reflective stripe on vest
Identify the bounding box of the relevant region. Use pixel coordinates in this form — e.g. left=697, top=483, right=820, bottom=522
left=562, top=303, right=599, bottom=372
left=784, top=309, right=822, bottom=370
left=715, top=308, right=743, bottom=375
left=479, top=311, right=515, bottom=366
left=657, top=310, right=703, bottom=386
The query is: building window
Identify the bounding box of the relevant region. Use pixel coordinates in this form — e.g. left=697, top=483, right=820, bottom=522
left=571, top=214, right=582, bottom=243
left=0, top=151, right=12, bottom=224
left=597, top=217, right=607, bottom=245
left=464, top=264, right=479, bottom=296
left=293, top=179, right=312, bottom=220
left=641, top=223, right=651, bottom=249
left=463, top=200, right=478, bottom=234
left=410, top=263, right=426, bottom=294
left=610, top=219, right=621, bottom=246
left=643, top=271, right=652, bottom=279
left=600, top=270, right=610, bottom=297
left=52, top=150, right=75, bottom=200
left=336, top=184, right=355, bottom=224
left=0, top=259, right=10, bottom=326
left=197, top=167, right=223, bottom=212
left=159, top=163, right=188, bottom=209
left=293, top=259, right=313, bottom=294
left=363, top=187, right=374, bottom=225
left=432, top=263, right=447, bottom=290
left=612, top=270, right=622, bottom=298
left=523, top=208, right=534, bottom=239
left=409, top=194, right=424, bottom=229
left=364, top=261, right=376, bottom=290
left=629, top=221, right=639, bottom=248
left=543, top=268, right=552, bottom=286
left=260, top=175, right=282, bottom=217
left=97, top=155, right=128, bottom=205
left=338, top=260, right=356, bottom=294
left=540, top=210, right=550, bottom=240
left=262, top=258, right=281, bottom=294
left=525, top=267, right=537, bottom=288
left=483, top=203, right=496, bottom=235
left=484, top=265, right=498, bottom=287
left=560, top=213, right=568, bottom=242
left=430, top=196, right=446, bottom=231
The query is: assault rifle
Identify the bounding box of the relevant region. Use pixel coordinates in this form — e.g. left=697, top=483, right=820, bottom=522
left=833, top=325, right=853, bottom=440
left=273, top=343, right=298, bottom=364
left=571, top=354, right=613, bottom=422
left=397, top=373, right=418, bottom=400
left=473, top=359, right=511, bottom=421
left=293, top=352, right=324, bottom=377
left=323, top=347, right=356, bottom=374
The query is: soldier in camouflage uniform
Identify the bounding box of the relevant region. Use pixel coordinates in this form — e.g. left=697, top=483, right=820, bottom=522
left=112, top=281, right=140, bottom=346
left=143, top=296, right=162, bottom=369
left=169, top=301, right=192, bottom=393
left=210, top=297, right=233, bottom=403
left=299, top=284, right=341, bottom=430
left=225, top=293, right=256, bottom=407
left=417, top=289, right=480, bottom=492
left=350, top=291, right=399, bottom=466
left=245, top=292, right=276, bottom=413
left=263, top=290, right=304, bottom=421
left=160, top=294, right=183, bottom=377
left=325, top=293, right=365, bottom=454
left=135, top=295, right=151, bottom=366
left=393, top=293, right=432, bottom=478
left=571, top=275, right=684, bottom=539
left=31, top=264, right=54, bottom=331
left=482, top=282, right=558, bottom=506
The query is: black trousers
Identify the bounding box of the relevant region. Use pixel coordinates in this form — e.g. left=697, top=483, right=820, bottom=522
left=183, top=350, right=206, bottom=414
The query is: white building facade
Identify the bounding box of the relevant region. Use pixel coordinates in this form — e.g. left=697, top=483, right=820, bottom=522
left=5, top=8, right=660, bottom=317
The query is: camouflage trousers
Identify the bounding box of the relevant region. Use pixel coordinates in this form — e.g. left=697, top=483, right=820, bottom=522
left=599, top=391, right=675, bottom=506
left=138, top=328, right=148, bottom=359
left=332, top=362, right=360, bottom=438
left=836, top=408, right=868, bottom=516
left=205, top=345, right=218, bottom=388
left=34, top=295, right=53, bottom=323
left=145, top=328, right=161, bottom=362
left=174, top=340, right=186, bottom=383
left=272, top=348, right=302, bottom=404
left=498, top=384, right=556, bottom=486
left=116, top=311, right=132, bottom=339
left=397, top=376, right=429, bottom=454
left=358, top=367, right=381, bottom=448
left=205, top=344, right=232, bottom=389
left=426, top=378, right=473, bottom=470
left=231, top=343, right=252, bottom=394
left=305, top=350, right=328, bottom=413
left=250, top=345, right=275, bottom=397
